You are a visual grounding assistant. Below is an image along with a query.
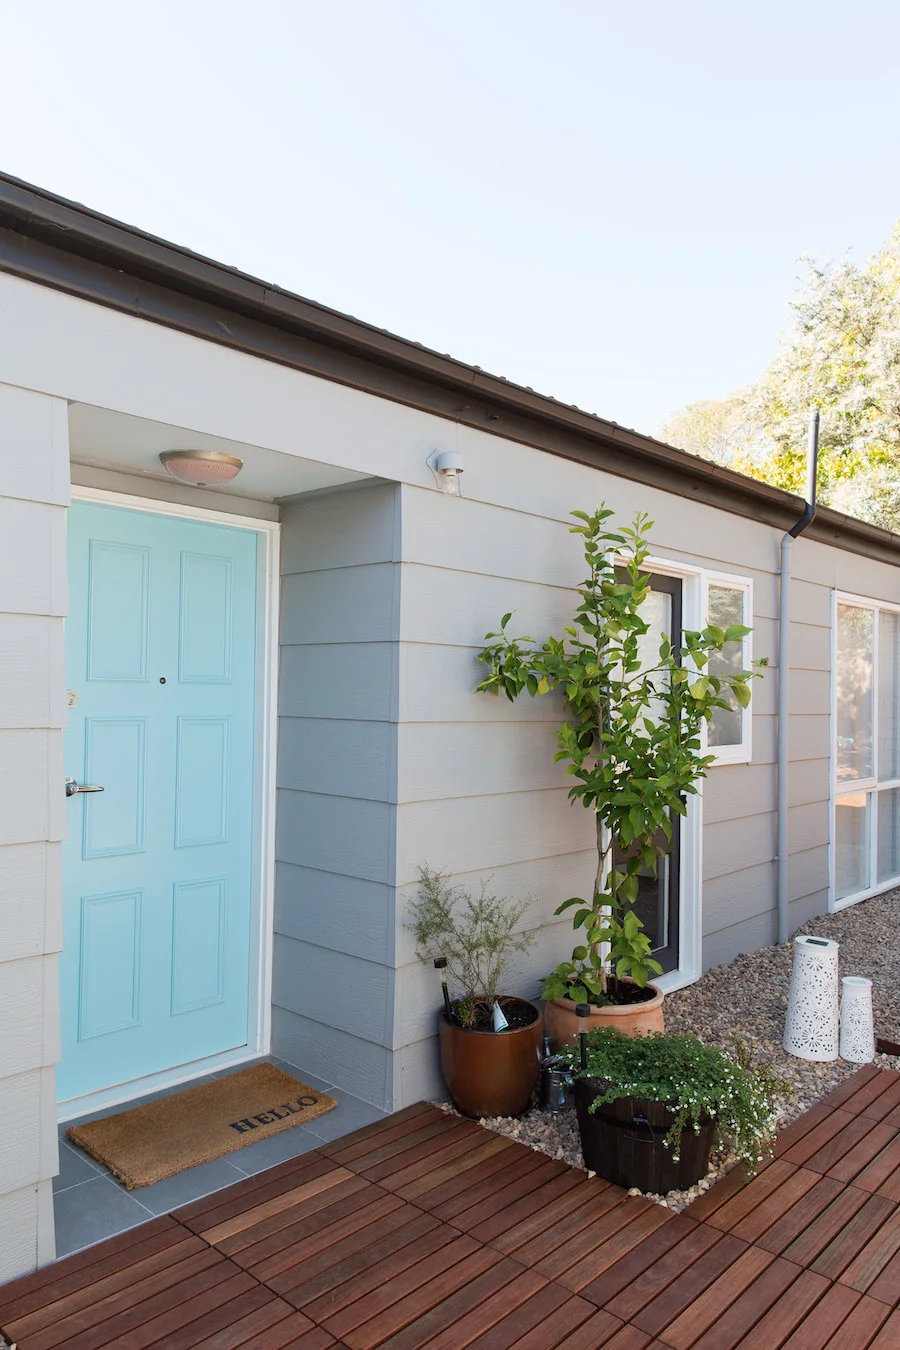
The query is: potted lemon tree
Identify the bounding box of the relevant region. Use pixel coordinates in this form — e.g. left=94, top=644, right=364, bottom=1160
left=477, top=505, right=764, bottom=1043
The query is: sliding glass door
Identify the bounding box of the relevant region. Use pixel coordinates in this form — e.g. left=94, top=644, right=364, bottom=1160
left=834, top=598, right=900, bottom=905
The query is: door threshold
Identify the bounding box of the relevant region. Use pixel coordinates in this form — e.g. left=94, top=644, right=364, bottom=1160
left=57, top=1046, right=261, bottom=1123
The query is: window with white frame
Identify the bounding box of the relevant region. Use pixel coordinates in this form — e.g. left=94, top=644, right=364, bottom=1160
left=705, top=577, right=753, bottom=764
left=834, top=597, right=900, bottom=906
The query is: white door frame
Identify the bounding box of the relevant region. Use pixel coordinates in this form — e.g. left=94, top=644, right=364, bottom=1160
left=58, top=484, right=280, bottom=1121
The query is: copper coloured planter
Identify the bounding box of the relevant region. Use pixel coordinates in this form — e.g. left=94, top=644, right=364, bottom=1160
left=439, top=998, right=543, bottom=1119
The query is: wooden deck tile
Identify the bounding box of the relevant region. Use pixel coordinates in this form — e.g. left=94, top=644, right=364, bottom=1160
left=287, top=1214, right=448, bottom=1317
left=728, top=1166, right=822, bottom=1244
left=316, top=1103, right=438, bottom=1160
left=551, top=1204, right=675, bottom=1294
left=729, top=1269, right=831, bottom=1350
left=836, top=1202, right=900, bottom=1293
left=776, top=1282, right=862, bottom=1348
left=354, top=1120, right=487, bottom=1188
left=774, top=1102, right=840, bottom=1158
left=755, top=1175, right=851, bottom=1256
left=603, top=1224, right=725, bottom=1323
left=499, top=1293, right=600, bottom=1349
left=817, top=1066, right=882, bottom=1112
left=828, top=1123, right=900, bottom=1185
left=860, top=1078, right=900, bottom=1124
left=833, top=1071, right=900, bottom=1119
left=236, top=1189, right=408, bottom=1278
left=100, top=1282, right=274, bottom=1350
left=577, top=1214, right=697, bottom=1309
left=702, top=1158, right=798, bottom=1233
left=847, top=1133, right=900, bottom=1194
left=650, top=1244, right=777, bottom=1348
left=802, top=1293, right=891, bottom=1349
left=681, top=1160, right=750, bottom=1221
left=780, top=1110, right=863, bottom=1169
left=453, top=1162, right=582, bottom=1241
left=807, top=1194, right=896, bottom=1279
left=870, top=1308, right=900, bottom=1348
left=174, top=1151, right=339, bottom=1232
left=867, top=1245, right=900, bottom=1308
left=534, top=1196, right=653, bottom=1284
left=628, top=1232, right=748, bottom=1337
left=492, top=1184, right=628, bottom=1269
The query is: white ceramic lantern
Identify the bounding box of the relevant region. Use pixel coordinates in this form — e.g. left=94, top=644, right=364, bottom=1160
left=783, top=935, right=840, bottom=1061
left=839, top=976, right=876, bottom=1064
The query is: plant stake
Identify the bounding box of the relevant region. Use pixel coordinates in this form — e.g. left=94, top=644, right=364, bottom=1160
left=576, top=1002, right=591, bottom=1071
left=434, top=957, right=454, bottom=1023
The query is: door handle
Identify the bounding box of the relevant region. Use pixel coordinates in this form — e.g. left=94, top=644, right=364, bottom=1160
left=65, top=778, right=105, bottom=797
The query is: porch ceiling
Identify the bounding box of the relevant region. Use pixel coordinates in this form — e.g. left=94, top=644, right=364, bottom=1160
left=67, top=402, right=372, bottom=503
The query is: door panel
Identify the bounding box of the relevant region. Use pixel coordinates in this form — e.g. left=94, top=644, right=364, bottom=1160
left=60, top=501, right=258, bottom=1103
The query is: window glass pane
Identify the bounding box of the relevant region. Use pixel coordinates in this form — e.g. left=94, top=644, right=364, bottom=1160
left=879, top=611, right=900, bottom=781
left=707, top=585, right=744, bottom=747
left=836, top=604, right=874, bottom=784
left=877, top=788, right=900, bottom=883
left=835, top=793, right=870, bottom=900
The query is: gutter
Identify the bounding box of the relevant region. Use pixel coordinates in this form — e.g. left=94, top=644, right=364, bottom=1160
left=776, top=410, right=820, bottom=945
left=0, top=173, right=898, bottom=565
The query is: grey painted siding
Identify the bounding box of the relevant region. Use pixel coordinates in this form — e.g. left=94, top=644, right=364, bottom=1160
left=0, top=383, right=68, bottom=1278
left=273, top=483, right=402, bottom=1110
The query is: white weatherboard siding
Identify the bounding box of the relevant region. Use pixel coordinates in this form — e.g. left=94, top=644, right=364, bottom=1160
left=0, top=382, right=68, bottom=1278
left=273, top=484, right=402, bottom=1109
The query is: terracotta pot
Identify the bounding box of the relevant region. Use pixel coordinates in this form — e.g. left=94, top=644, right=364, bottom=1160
left=544, top=979, right=665, bottom=1047
left=439, top=998, right=543, bottom=1118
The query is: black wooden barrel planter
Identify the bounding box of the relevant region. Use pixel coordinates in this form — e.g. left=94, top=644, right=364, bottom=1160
left=574, top=1078, right=716, bottom=1192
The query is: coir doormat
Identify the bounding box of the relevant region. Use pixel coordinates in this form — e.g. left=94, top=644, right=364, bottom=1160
left=66, top=1063, right=337, bottom=1189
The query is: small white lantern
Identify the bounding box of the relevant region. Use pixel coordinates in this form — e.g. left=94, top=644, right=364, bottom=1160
left=783, top=935, right=840, bottom=1061
left=840, top=976, right=876, bottom=1064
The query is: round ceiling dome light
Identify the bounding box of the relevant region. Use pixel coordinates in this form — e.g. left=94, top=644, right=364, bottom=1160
left=159, top=450, right=244, bottom=486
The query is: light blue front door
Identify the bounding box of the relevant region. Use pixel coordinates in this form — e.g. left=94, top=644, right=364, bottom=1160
left=59, top=501, right=258, bottom=1103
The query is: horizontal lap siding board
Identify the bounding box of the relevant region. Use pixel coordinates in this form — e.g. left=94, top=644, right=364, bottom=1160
left=273, top=484, right=402, bottom=1112
left=0, top=383, right=69, bottom=1279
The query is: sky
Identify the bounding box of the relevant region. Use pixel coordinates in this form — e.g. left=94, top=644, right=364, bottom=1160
left=2, top=0, right=899, bottom=438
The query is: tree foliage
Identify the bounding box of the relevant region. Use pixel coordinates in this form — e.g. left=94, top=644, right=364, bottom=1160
left=662, top=225, right=900, bottom=531
left=476, top=506, right=764, bottom=1004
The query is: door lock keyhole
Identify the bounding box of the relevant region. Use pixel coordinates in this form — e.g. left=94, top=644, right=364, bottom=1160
left=159, top=677, right=167, bottom=684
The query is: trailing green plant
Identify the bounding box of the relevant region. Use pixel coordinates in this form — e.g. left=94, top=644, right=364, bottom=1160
left=406, top=865, right=535, bottom=1027
left=477, top=505, right=765, bottom=1002
left=566, top=1027, right=790, bottom=1172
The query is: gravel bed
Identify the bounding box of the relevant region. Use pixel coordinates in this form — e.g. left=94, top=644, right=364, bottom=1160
left=438, top=891, right=900, bottom=1212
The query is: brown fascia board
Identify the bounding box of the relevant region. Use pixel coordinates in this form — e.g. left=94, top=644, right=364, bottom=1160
left=1, top=171, right=899, bottom=567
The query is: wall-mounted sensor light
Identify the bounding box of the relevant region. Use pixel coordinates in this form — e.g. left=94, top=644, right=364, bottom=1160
left=159, top=450, right=244, bottom=486
left=427, top=449, right=464, bottom=496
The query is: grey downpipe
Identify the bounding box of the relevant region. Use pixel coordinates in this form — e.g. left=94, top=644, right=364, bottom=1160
left=776, top=410, right=820, bottom=944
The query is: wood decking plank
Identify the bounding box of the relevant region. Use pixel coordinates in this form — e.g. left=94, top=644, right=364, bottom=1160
left=534, top=1197, right=651, bottom=1283
left=175, top=1152, right=337, bottom=1231
left=702, top=1159, right=798, bottom=1233
left=153, top=1288, right=288, bottom=1350
left=817, top=1067, right=882, bottom=1112
left=651, top=1243, right=777, bottom=1348
left=465, top=1168, right=588, bottom=1244
left=804, top=1116, right=887, bottom=1177
left=755, top=1175, right=849, bottom=1256
left=807, top=1194, right=897, bottom=1279
left=448, top=1159, right=576, bottom=1237
left=2, top=1234, right=211, bottom=1342
left=577, top=1214, right=697, bottom=1309
left=686, top=1256, right=803, bottom=1350
left=463, top=1283, right=574, bottom=1350
left=728, top=1167, right=822, bottom=1244
left=244, top=1193, right=410, bottom=1282
left=0, top=1216, right=184, bottom=1325
left=185, top=1298, right=302, bottom=1350
left=198, top=1166, right=358, bottom=1244
left=216, top=1174, right=376, bottom=1259
left=628, top=1232, right=747, bottom=1338
left=869, top=1308, right=900, bottom=1348
left=836, top=1202, right=900, bottom=1293
left=363, top=1125, right=501, bottom=1191
left=419, top=1140, right=543, bottom=1216
left=811, top=1293, right=891, bottom=1348
left=394, top=1134, right=517, bottom=1201
left=501, top=1293, right=600, bottom=1350
left=315, top=1103, right=437, bottom=1159
left=16, top=1247, right=227, bottom=1350
left=586, top=1323, right=652, bottom=1350
left=774, top=1103, right=840, bottom=1158
left=603, top=1225, right=725, bottom=1322
left=781, top=1110, right=862, bottom=1169
left=729, top=1269, right=831, bottom=1350
left=775, top=1282, right=862, bottom=1349
left=405, top=1268, right=548, bottom=1350
left=861, top=1079, right=900, bottom=1123
left=681, top=1163, right=750, bottom=1221
left=337, top=1250, right=512, bottom=1350
left=327, top=1114, right=471, bottom=1174
left=833, top=1071, right=900, bottom=1119
left=552, top=1204, right=675, bottom=1294
left=854, top=1136, right=900, bottom=1193
left=320, top=1237, right=491, bottom=1342
left=40, top=1261, right=256, bottom=1350
left=488, top=1180, right=621, bottom=1262
left=287, top=1217, right=448, bottom=1316
left=97, top=1272, right=264, bottom=1350
left=867, top=1246, right=900, bottom=1307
